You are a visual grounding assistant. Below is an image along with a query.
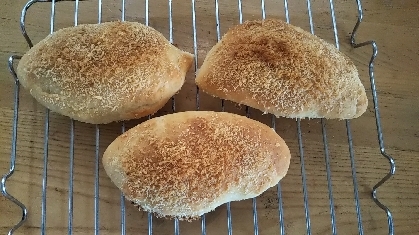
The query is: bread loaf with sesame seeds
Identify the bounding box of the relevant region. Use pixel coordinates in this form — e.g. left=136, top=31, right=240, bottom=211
left=102, top=111, right=291, bottom=220
left=195, top=18, right=368, bottom=120
left=16, top=21, right=194, bottom=124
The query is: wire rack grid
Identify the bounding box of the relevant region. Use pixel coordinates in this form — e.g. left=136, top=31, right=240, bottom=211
left=1, top=0, right=396, bottom=234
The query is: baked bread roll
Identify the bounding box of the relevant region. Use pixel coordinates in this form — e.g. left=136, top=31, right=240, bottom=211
left=102, top=111, right=291, bottom=220
left=195, top=19, right=368, bottom=119
left=17, top=21, right=194, bottom=124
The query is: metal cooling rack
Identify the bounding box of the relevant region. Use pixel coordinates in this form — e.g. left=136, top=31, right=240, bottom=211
left=1, top=0, right=396, bottom=234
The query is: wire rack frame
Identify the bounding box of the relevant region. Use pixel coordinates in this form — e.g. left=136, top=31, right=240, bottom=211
left=1, top=0, right=396, bottom=234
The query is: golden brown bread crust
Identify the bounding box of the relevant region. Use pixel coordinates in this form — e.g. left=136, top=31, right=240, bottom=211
left=102, top=111, right=291, bottom=220
left=17, top=21, right=194, bottom=124
left=195, top=19, right=368, bottom=120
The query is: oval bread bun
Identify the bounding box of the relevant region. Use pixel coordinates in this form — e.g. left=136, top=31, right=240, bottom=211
left=195, top=19, right=368, bottom=120
left=17, top=21, right=194, bottom=124
left=102, top=111, right=291, bottom=220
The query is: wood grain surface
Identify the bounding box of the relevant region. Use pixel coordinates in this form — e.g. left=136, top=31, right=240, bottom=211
left=1, top=0, right=418, bottom=234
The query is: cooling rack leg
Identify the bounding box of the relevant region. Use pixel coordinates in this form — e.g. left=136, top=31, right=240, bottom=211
left=1, top=55, right=27, bottom=235
left=350, top=1, right=395, bottom=234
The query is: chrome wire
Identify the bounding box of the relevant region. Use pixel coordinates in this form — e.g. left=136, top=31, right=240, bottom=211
left=271, top=116, right=285, bottom=235
left=94, top=123, right=101, bottom=235
left=169, top=0, right=176, bottom=112
left=227, top=202, right=233, bottom=235
left=44, top=1, right=56, bottom=234
left=211, top=1, right=233, bottom=233
left=321, top=119, right=337, bottom=235
left=144, top=0, right=153, bottom=235
left=236, top=1, right=261, bottom=234
left=94, top=124, right=100, bottom=235
left=351, top=2, right=395, bottom=235
left=121, top=123, right=127, bottom=235
left=174, top=218, right=180, bottom=235
left=192, top=0, right=199, bottom=110
left=346, top=121, right=364, bottom=235
left=67, top=2, right=78, bottom=235
left=68, top=119, right=75, bottom=235
left=1, top=56, right=26, bottom=235
left=119, top=1, right=127, bottom=235
left=319, top=1, right=339, bottom=233
left=294, top=2, right=313, bottom=233
left=215, top=0, right=225, bottom=110
left=297, top=119, right=311, bottom=235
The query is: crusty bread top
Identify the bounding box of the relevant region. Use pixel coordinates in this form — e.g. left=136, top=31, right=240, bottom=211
left=102, top=111, right=291, bottom=219
left=17, top=21, right=193, bottom=123
left=195, top=19, right=368, bottom=119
